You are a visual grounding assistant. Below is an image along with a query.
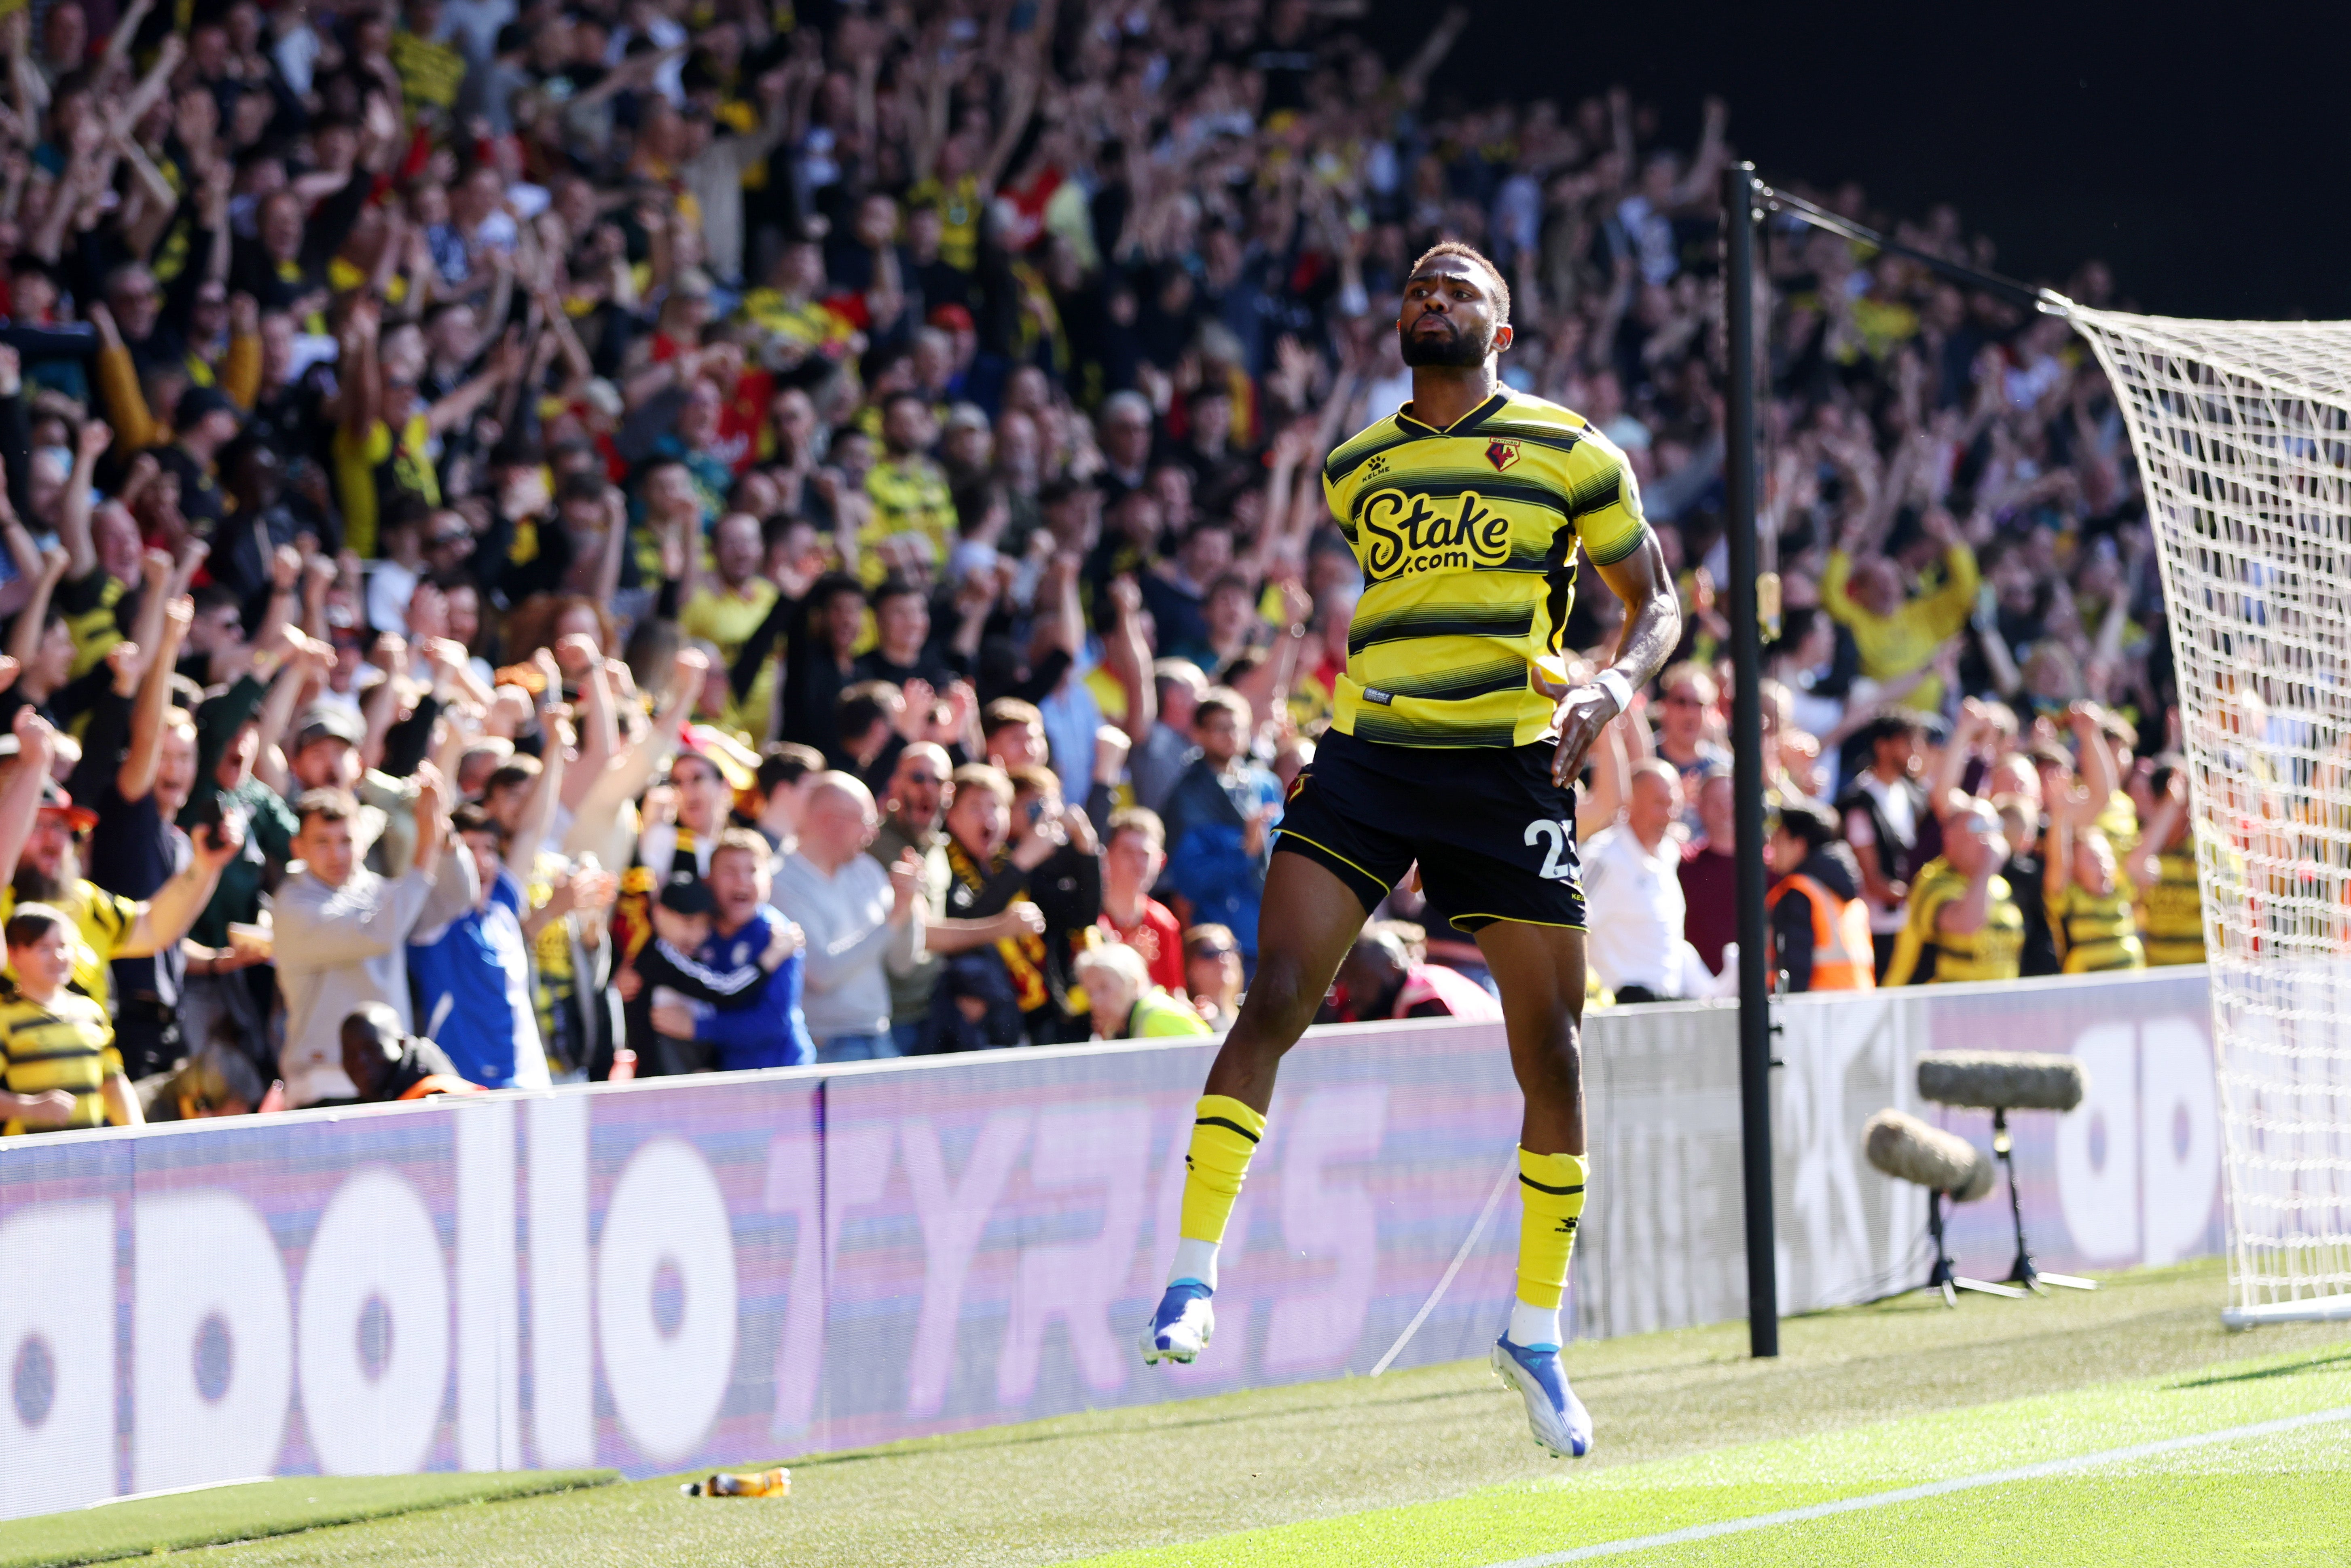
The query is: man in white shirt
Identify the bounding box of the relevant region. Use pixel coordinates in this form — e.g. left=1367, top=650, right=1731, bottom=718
left=772, top=773, right=923, bottom=1062
left=273, top=770, right=473, bottom=1105
left=1580, top=761, right=1703, bottom=1002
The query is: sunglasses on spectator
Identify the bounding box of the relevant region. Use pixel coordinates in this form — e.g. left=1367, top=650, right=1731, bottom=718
left=1189, top=944, right=1237, bottom=960
left=428, top=531, right=471, bottom=549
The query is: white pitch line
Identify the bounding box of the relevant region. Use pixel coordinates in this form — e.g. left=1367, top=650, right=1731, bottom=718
left=1482, top=1404, right=2351, bottom=1566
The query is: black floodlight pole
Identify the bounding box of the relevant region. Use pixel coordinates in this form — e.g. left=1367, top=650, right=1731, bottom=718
left=1721, top=161, right=1778, bottom=1361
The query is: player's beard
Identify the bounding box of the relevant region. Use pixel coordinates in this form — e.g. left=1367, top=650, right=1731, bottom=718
left=1399, top=314, right=1492, bottom=368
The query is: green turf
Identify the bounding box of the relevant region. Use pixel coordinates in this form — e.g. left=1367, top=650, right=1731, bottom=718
left=1072, top=1340, right=2351, bottom=1566
left=138, top=1258, right=2351, bottom=1567
left=0, top=1472, right=617, bottom=1568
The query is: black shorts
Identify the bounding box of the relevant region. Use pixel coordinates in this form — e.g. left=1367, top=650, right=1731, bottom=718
left=1274, top=729, right=1587, bottom=933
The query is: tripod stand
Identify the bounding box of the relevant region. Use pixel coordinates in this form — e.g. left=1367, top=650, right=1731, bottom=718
left=1924, top=1188, right=2023, bottom=1306
left=1991, top=1107, right=2097, bottom=1293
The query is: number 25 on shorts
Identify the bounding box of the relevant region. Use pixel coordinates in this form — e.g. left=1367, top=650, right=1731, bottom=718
left=1525, top=819, right=1574, bottom=881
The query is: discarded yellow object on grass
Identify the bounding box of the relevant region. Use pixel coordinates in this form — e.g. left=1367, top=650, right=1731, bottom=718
left=681, top=1469, right=790, bottom=1498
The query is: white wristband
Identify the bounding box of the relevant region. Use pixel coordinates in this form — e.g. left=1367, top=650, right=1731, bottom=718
left=1593, top=668, right=1634, bottom=716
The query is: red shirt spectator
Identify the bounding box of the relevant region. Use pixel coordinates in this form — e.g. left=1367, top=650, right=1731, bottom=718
left=1099, top=809, right=1186, bottom=994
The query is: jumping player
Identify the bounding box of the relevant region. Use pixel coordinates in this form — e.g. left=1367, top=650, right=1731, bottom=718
left=1138, top=243, right=1681, bottom=1460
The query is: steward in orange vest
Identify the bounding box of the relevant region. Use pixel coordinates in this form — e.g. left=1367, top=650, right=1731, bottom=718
left=1766, top=801, right=1876, bottom=992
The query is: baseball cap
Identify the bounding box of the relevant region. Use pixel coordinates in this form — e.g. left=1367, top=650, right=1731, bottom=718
left=293, top=705, right=365, bottom=751
left=36, top=776, right=96, bottom=831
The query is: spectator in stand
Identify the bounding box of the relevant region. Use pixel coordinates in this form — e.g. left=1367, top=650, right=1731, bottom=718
left=274, top=773, right=468, bottom=1106
left=145, top=1039, right=270, bottom=1122
left=407, top=799, right=555, bottom=1089
left=1132, top=659, right=1207, bottom=814
left=340, top=1003, right=482, bottom=1104
left=1765, top=801, right=1875, bottom=992
left=1885, top=800, right=2023, bottom=986
left=1839, top=712, right=1932, bottom=980
left=0, top=706, right=243, bottom=1046
left=772, top=773, right=925, bottom=1063
left=1822, top=507, right=1980, bottom=718
left=935, top=763, right=1029, bottom=1051
left=1003, top=766, right=1104, bottom=1046
left=2124, top=759, right=2204, bottom=966
left=1161, top=688, right=1280, bottom=973
left=676, top=511, right=780, bottom=739
left=1653, top=662, right=1731, bottom=805
left=0, top=902, right=141, bottom=1135
left=1679, top=767, right=1738, bottom=977
left=1336, top=926, right=1505, bottom=1021
left=1075, top=942, right=1211, bottom=1041
left=2043, top=789, right=2146, bottom=974
left=655, top=828, right=817, bottom=1072
left=1098, top=808, right=1186, bottom=995
left=1583, top=761, right=1703, bottom=1003
left=870, top=742, right=1046, bottom=1056
left=1183, top=924, right=1244, bottom=1033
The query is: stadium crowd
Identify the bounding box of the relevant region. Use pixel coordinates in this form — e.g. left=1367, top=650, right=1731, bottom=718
left=0, top=0, right=2195, bottom=1135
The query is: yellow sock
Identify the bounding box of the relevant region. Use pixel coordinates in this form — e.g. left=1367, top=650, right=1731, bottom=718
left=1515, top=1148, right=1589, bottom=1310
left=1178, top=1095, right=1266, bottom=1246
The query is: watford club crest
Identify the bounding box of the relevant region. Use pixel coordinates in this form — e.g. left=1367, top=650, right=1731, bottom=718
left=1486, top=439, right=1521, bottom=472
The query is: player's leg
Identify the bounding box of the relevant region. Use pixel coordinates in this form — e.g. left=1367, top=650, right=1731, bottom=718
left=1475, top=917, right=1594, bottom=1455
left=1142, top=851, right=1373, bottom=1365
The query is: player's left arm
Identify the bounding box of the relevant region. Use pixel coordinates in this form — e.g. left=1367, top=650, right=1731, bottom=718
left=1543, top=526, right=1680, bottom=787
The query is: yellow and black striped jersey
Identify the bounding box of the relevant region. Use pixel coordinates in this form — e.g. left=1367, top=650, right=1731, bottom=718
left=1321, top=389, right=1647, bottom=748
left=2139, top=844, right=2209, bottom=966
left=0, top=880, right=138, bottom=1011
left=1883, top=857, right=2024, bottom=986
left=0, top=983, right=118, bottom=1136
left=2052, top=878, right=2146, bottom=973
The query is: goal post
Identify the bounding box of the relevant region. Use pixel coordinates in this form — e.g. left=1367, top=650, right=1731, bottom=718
left=2067, top=308, right=2351, bottom=1327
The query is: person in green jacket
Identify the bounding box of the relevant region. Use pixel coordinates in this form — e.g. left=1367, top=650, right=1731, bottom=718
left=1077, top=943, right=1213, bottom=1040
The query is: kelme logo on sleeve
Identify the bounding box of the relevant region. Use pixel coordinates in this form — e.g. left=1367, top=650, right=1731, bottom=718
left=1357, top=491, right=1513, bottom=582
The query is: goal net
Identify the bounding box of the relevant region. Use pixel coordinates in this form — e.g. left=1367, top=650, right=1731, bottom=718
left=2070, top=307, right=2351, bottom=1325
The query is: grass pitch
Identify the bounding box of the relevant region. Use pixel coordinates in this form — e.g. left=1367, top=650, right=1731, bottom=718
left=0, top=1472, right=614, bottom=1568
left=13, top=1259, right=2348, bottom=1566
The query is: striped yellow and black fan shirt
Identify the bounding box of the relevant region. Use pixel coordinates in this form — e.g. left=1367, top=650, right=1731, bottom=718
left=1321, top=390, right=1648, bottom=749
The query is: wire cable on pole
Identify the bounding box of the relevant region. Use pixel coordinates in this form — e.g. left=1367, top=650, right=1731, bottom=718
left=1753, top=183, right=2074, bottom=317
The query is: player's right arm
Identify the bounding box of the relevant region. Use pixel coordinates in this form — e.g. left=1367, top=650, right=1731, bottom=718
left=1549, top=528, right=1678, bottom=787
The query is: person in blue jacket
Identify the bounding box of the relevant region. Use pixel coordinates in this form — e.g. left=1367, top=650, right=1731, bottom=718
left=646, top=827, right=814, bottom=1069
left=1159, top=689, right=1282, bottom=974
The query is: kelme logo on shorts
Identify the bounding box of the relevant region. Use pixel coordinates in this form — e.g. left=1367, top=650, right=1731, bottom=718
left=1357, top=490, right=1513, bottom=582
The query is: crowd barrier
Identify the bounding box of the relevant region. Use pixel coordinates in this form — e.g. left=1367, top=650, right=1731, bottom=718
left=0, top=968, right=2217, bottom=1516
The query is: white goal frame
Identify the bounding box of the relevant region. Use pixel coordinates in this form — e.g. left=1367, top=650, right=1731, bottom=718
left=2070, top=306, right=2351, bottom=1327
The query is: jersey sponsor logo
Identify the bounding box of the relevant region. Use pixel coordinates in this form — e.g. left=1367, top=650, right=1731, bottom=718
left=1486, top=439, right=1520, bottom=472
left=1357, top=490, right=1513, bottom=582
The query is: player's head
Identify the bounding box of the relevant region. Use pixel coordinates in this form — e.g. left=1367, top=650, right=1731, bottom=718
left=1399, top=242, right=1512, bottom=369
